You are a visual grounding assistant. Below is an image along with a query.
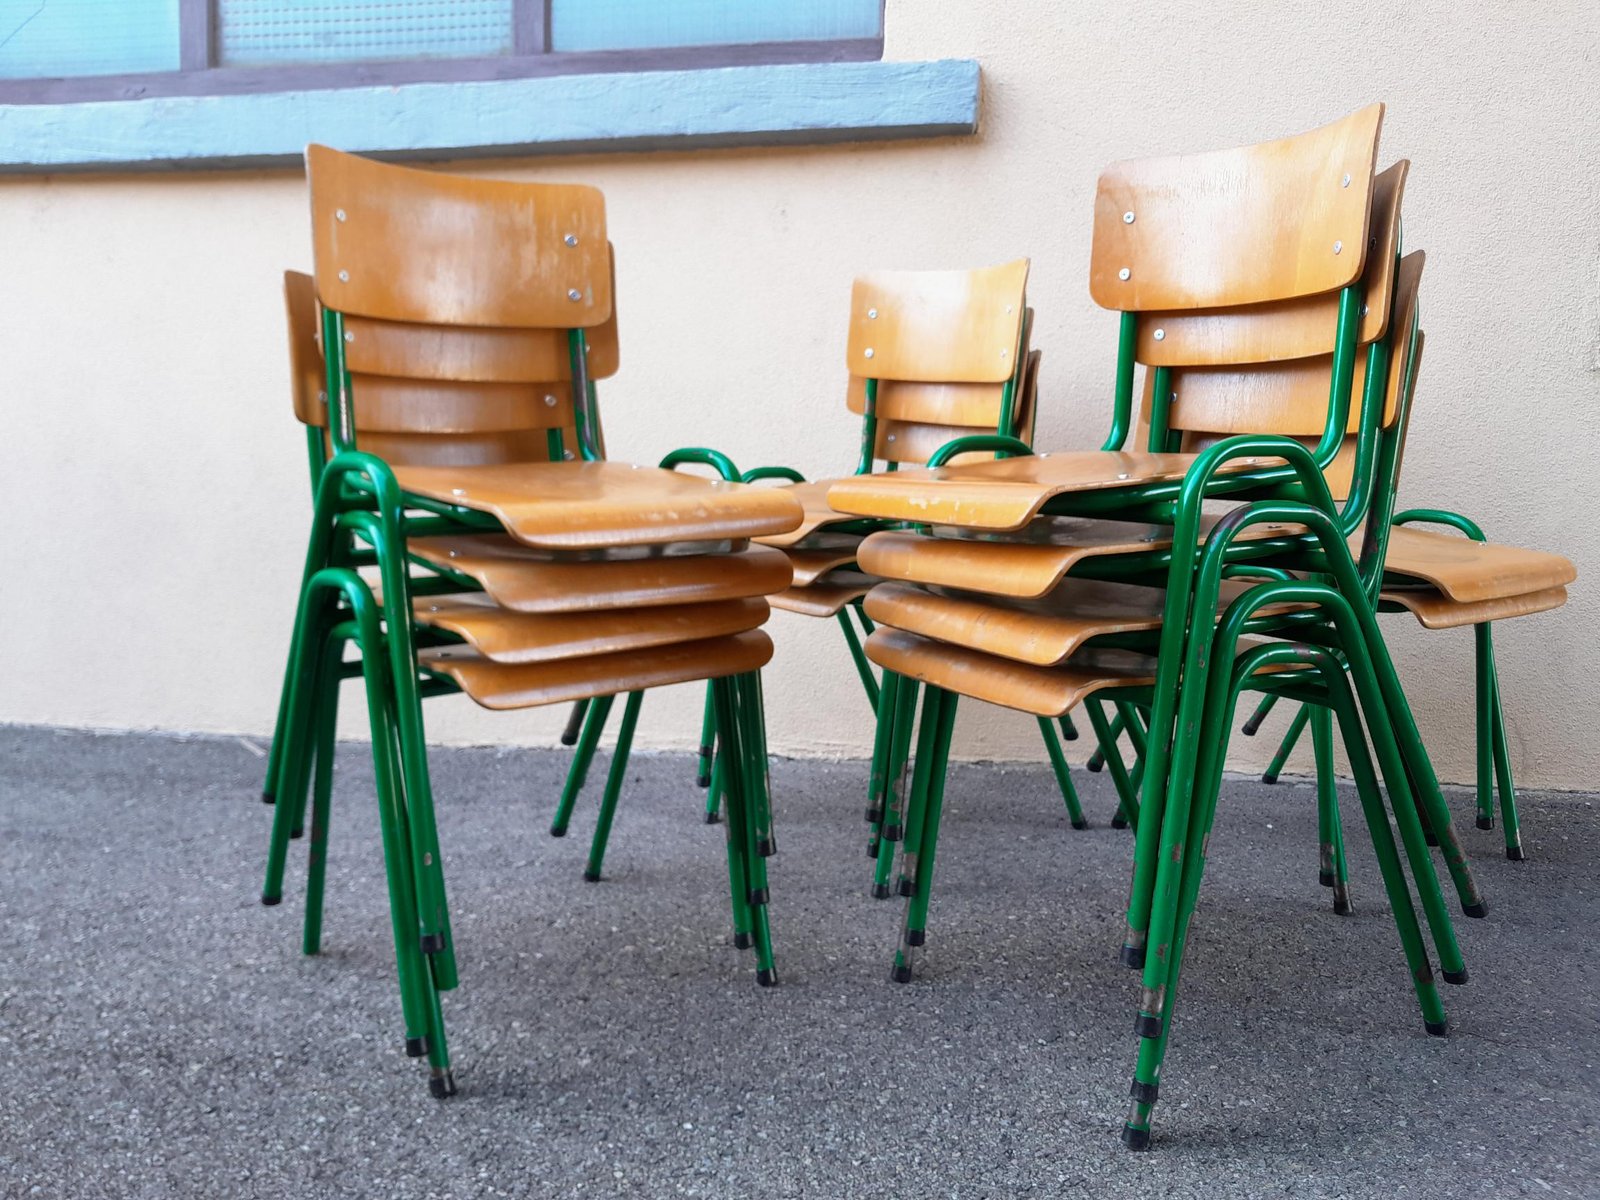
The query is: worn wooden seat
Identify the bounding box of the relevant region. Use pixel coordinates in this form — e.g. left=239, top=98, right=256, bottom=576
left=413, top=593, right=769, bottom=665
left=1380, top=527, right=1576, bottom=604
left=784, top=544, right=864, bottom=587
left=1379, top=585, right=1568, bottom=630
left=769, top=574, right=876, bottom=618
left=406, top=536, right=791, bottom=613
left=419, top=630, right=774, bottom=711
left=755, top=481, right=862, bottom=549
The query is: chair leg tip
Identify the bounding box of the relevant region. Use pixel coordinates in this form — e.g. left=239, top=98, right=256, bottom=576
left=871, top=883, right=892, bottom=900
left=1111, top=816, right=1130, bottom=830
left=1121, top=1125, right=1152, bottom=1151
left=559, top=733, right=579, bottom=747
left=1462, top=901, right=1489, bottom=919
left=1085, top=760, right=1104, bottom=774
left=582, top=869, right=602, bottom=883
left=890, top=964, right=913, bottom=984
left=1261, top=772, right=1279, bottom=785
left=405, top=1037, right=428, bottom=1059
left=260, top=894, right=282, bottom=907
left=733, top=932, right=752, bottom=950
left=261, top=791, right=275, bottom=805
left=905, top=928, right=926, bottom=947
left=1333, top=897, right=1353, bottom=916
left=696, top=775, right=711, bottom=789
left=1319, top=869, right=1336, bottom=888
left=704, top=812, right=721, bottom=825
left=289, top=828, right=304, bottom=840
left=549, top=826, right=567, bottom=839
left=1119, top=944, right=1145, bottom=970
left=895, top=878, right=914, bottom=898
left=756, top=838, right=776, bottom=858
left=1475, top=816, right=1494, bottom=830
left=428, top=1069, right=458, bottom=1099
left=1071, top=819, right=1089, bottom=831
left=1424, top=1020, right=1449, bottom=1038
left=1442, top=968, right=1469, bottom=986
left=756, top=968, right=778, bottom=988
left=1134, top=1014, right=1163, bottom=1040
left=1506, top=845, right=1526, bottom=862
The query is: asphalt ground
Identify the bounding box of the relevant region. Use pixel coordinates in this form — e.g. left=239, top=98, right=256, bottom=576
left=3, top=725, right=1597, bottom=1198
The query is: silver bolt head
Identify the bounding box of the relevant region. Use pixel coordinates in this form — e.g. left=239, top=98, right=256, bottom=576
left=337, top=269, right=349, bottom=283
left=864, top=348, right=874, bottom=359
left=564, top=450, right=576, bottom=460
left=564, top=234, right=578, bottom=246
left=567, top=288, right=583, bottom=301
left=1118, top=267, right=1131, bottom=281
left=544, top=394, right=558, bottom=406
left=867, top=308, right=878, bottom=319
left=1333, top=241, right=1343, bottom=254
left=342, top=331, right=354, bottom=342
left=1123, top=211, right=1136, bottom=224
left=1153, top=328, right=1165, bottom=341
left=335, top=209, right=346, bottom=221
left=1342, top=173, right=1351, bottom=187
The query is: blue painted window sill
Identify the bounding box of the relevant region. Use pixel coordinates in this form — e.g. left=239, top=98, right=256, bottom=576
left=0, top=58, right=980, bottom=173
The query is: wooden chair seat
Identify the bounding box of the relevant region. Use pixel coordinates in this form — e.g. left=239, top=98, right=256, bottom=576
left=769, top=574, right=875, bottom=618
left=783, top=544, right=863, bottom=587
left=407, top=536, right=791, bottom=613
left=1380, top=584, right=1568, bottom=630
left=394, top=460, right=803, bottom=551
left=753, top=480, right=867, bottom=548
left=858, top=513, right=1304, bottom=599
left=825, top=450, right=1267, bottom=533
left=864, top=627, right=1157, bottom=719
left=418, top=630, right=774, bottom=711
left=864, top=578, right=1306, bottom=667
left=1381, top=527, right=1577, bottom=603
left=415, top=593, right=769, bottom=665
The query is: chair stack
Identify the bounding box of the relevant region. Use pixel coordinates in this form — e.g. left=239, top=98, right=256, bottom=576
left=262, top=146, right=802, bottom=1097
left=825, top=104, right=1491, bottom=1147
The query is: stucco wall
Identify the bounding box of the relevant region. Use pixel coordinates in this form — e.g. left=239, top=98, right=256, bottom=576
left=2, top=0, right=1596, bottom=788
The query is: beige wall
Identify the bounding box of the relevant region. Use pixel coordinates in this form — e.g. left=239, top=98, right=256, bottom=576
left=3, top=0, right=1597, bottom=788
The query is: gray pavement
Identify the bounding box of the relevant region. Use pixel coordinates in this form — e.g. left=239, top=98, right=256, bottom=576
left=2, top=724, right=1597, bottom=1198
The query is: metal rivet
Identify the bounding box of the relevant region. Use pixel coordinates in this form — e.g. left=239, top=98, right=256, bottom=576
left=564, top=450, right=575, bottom=460
left=335, top=209, right=346, bottom=222
left=343, top=331, right=354, bottom=343
left=1118, top=267, right=1131, bottom=281
left=1361, top=304, right=1370, bottom=317
left=567, top=289, right=582, bottom=301
left=451, top=488, right=466, bottom=496
left=337, top=270, right=349, bottom=283
left=867, top=308, right=878, bottom=319
left=544, top=394, right=558, bottom=407
left=1153, top=328, right=1165, bottom=341
left=1123, top=211, right=1136, bottom=224
left=864, top=348, right=874, bottom=359
left=447, top=550, right=458, bottom=558
left=1000, top=348, right=1008, bottom=358
left=564, top=234, right=578, bottom=246
left=428, top=605, right=439, bottom=613
left=1333, top=241, right=1343, bottom=255
left=1005, top=305, right=1014, bottom=313
left=886, top=434, right=896, bottom=443
left=317, top=390, right=327, bottom=403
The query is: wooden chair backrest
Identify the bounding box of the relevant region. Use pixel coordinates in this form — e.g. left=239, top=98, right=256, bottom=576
left=306, top=144, right=611, bottom=330
left=844, top=259, right=1029, bottom=384
left=1089, top=104, right=1384, bottom=312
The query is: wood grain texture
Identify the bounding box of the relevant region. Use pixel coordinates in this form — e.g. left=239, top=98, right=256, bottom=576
left=846, top=375, right=1007, bottom=427
left=1380, top=585, right=1568, bottom=630
left=1382, top=527, right=1577, bottom=603
left=769, top=575, right=875, bottom=617
left=419, top=629, right=774, bottom=710
left=783, top=544, right=864, bottom=587
left=752, top=480, right=865, bottom=548
left=1089, top=104, right=1383, bottom=311
left=407, top=537, right=794, bottom=612
left=846, top=259, right=1028, bottom=383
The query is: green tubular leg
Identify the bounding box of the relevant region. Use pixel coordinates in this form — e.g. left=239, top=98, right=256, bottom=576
left=713, top=672, right=776, bottom=984
left=550, top=695, right=615, bottom=837
left=1038, top=715, right=1088, bottom=829
left=895, top=687, right=949, bottom=899
left=1084, top=708, right=1121, bottom=772
left=1310, top=706, right=1352, bottom=914
left=696, top=685, right=717, bottom=795
left=1486, top=640, right=1523, bottom=859
left=584, top=691, right=643, bottom=882
left=892, top=688, right=959, bottom=983
left=1085, top=701, right=1139, bottom=833
left=301, top=627, right=344, bottom=955
left=872, top=677, right=922, bottom=898
left=837, top=606, right=882, bottom=711
left=1240, top=692, right=1278, bottom=736
left=1262, top=705, right=1309, bottom=784
left=1474, top=622, right=1494, bottom=831
left=709, top=745, right=754, bottom=949
left=1059, top=711, right=1079, bottom=741
left=561, top=700, right=590, bottom=748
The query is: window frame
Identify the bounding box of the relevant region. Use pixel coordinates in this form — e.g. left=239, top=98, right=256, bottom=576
left=0, top=0, right=885, bottom=104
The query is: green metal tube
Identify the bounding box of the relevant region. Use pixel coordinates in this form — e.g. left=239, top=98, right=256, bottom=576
left=551, top=694, right=615, bottom=837
left=584, top=691, right=643, bottom=882
left=1038, top=715, right=1088, bottom=829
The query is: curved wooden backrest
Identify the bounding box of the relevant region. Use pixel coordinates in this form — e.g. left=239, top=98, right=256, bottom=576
left=284, top=270, right=576, bottom=462
left=1137, top=160, right=1409, bottom=365
left=1089, top=104, right=1383, bottom=311
left=845, top=259, right=1029, bottom=383
left=306, top=144, right=611, bottom=328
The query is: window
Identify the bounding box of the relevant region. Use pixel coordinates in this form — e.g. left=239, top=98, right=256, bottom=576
left=0, top=0, right=884, bottom=102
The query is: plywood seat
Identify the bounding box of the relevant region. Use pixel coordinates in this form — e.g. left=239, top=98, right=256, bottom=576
left=406, top=536, right=792, bottom=613
left=782, top=543, right=864, bottom=587
left=864, top=627, right=1157, bottom=719
left=1380, top=526, right=1577, bottom=604
left=858, top=512, right=1304, bottom=599
left=753, top=480, right=874, bottom=549
left=418, top=630, right=775, bottom=711
left=394, top=460, right=804, bottom=551
left=1380, top=584, right=1568, bottom=631
left=825, top=450, right=1271, bottom=533
left=769, top=574, right=875, bottom=618
left=864, top=578, right=1308, bottom=668
left=414, top=593, right=770, bottom=665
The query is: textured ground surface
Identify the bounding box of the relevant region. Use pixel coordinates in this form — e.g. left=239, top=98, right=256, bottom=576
left=2, top=724, right=1597, bottom=1199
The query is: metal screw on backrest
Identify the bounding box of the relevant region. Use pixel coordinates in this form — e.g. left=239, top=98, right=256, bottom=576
left=1123, top=211, right=1136, bottom=224
left=1333, top=241, right=1343, bottom=255
left=864, top=348, right=874, bottom=359
left=868, top=308, right=878, bottom=319
left=886, top=434, right=896, bottom=443
left=544, top=394, right=558, bottom=407
left=564, top=234, right=578, bottom=246
left=337, top=270, right=349, bottom=283
left=1361, top=304, right=1370, bottom=317
left=1342, top=174, right=1351, bottom=188
left=343, top=331, right=354, bottom=343
left=567, top=289, right=582, bottom=301
left=1118, top=267, right=1131, bottom=281
left=565, top=450, right=576, bottom=460
left=1153, top=329, right=1165, bottom=341
left=1000, top=349, right=1008, bottom=358
left=335, top=209, right=346, bottom=221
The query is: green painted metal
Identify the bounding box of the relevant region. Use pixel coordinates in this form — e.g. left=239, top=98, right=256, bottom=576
left=660, top=446, right=742, bottom=480
left=854, top=376, right=880, bottom=476
left=926, top=433, right=1032, bottom=468
left=551, top=695, right=616, bottom=837
left=1102, top=311, right=1138, bottom=452
left=835, top=607, right=881, bottom=710
left=1038, top=716, right=1087, bottom=829
left=585, top=691, right=644, bottom=881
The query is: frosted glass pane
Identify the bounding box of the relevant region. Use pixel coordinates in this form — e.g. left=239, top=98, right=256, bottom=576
left=552, top=0, right=880, bottom=52
left=219, top=0, right=513, bottom=66
left=0, top=0, right=179, bottom=78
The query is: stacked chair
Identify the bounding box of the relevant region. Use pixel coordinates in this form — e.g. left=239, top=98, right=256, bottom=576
left=261, top=146, right=802, bottom=1097
left=826, top=103, right=1494, bottom=1148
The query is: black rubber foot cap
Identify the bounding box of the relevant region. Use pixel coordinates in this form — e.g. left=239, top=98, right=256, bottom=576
left=260, top=894, right=282, bottom=907
left=1119, top=944, right=1145, bottom=970
left=871, top=883, right=891, bottom=900
left=748, top=887, right=769, bottom=906
left=1241, top=720, right=1263, bottom=737
left=1423, top=832, right=1439, bottom=847
left=866, top=842, right=880, bottom=859
left=1086, top=760, right=1104, bottom=774
left=1507, top=845, right=1526, bottom=861
left=756, top=838, right=776, bottom=857
left=865, top=807, right=883, bottom=825
left=1425, top=1020, right=1448, bottom=1038
left=1111, top=816, right=1130, bottom=831
left=1476, top=816, right=1494, bottom=831
left=733, top=931, right=753, bottom=949
left=261, top=791, right=275, bottom=805
left=1134, top=1014, right=1162, bottom=1040
left=905, top=929, right=926, bottom=947
left=1121, top=1125, right=1151, bottom=1152
left=697, top=775, right=711, bottom=789
left=1261, top=772, right=1279, bottom=785
left=756, top=968, right=778, bottom=988
left=1129, top=1079, right=1158, bottom=1105
left=405, top=1037, right=427, bottom=1059
left=1071, top=819, right=1089, bottom=831
left=419, top=933, right=445, bottom=954
left=289, top=828, right=304, bottom=840
left=883, top=825, right=902, bottom=842
left=1462, top=900, right=1489, bottom=919
left=890, top=964, right=912, bottom=984
left=1443, top=968, right=1469, bottom=986
left=1319, top=869, right=1336, bottom=887
left=896, top=879, right=914, bottom=898
left=583, top=870, right=601, bottom=883
left=549, top=826, right=567, bottom=839
left=1333, top=898, right=1353, bottom=916
left=705, top=811, right=722, bottom=825
left=428, top=1071, right=458, bottom=1099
